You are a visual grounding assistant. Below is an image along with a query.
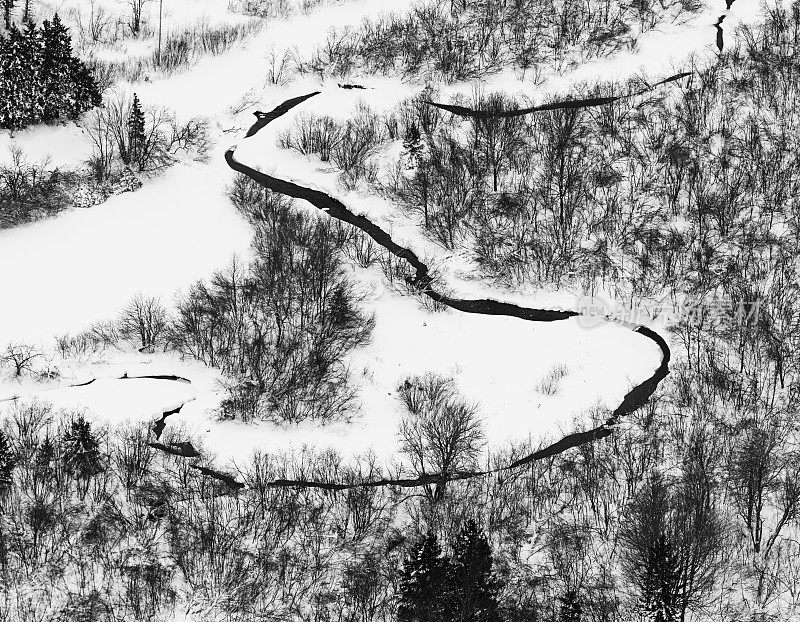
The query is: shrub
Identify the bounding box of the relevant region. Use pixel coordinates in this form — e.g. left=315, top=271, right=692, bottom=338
left=278, top=104, right=387, bottom=188
left=279, top=113, right=343, bottom=162
left=298, top=0, right=690, bottom=82
left=55, top=332, right=105, bottom=361
left=0, top=146, right=77, bottom=228
left=535, top=363, right=569, bottom=396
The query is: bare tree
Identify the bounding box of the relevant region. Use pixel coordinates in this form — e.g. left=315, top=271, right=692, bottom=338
left=727, top=414, right=800, bottom=607
left=397, top=373, right=485, bottom=501
left=117, top=294, right=170, bottom=351
left=1, top=343, right=42, bottom=378
left=127, top=0, right=151, bottom=36
left=471, top=90, right=525, bottom=192
left=71, top=0, right=112, bottom=47
left=2, top=0, right=15, bottom=30
left=80, top=106, right=116, bottom=181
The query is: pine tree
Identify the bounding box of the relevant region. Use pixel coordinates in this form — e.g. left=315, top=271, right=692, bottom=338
left=0, top=430, right=15, bottom=498
left=0, top=23, right=40, bottom=129
left=35, top=14, right=100, bottom=124
left=34, top=436, right=55, bottom=479
left=403, top=122, right=424, bottom=167
left=0, top=14, right=99, bottom=129
left=67, top=55, right=101, bottom=118
left=642, top=534, right=680, bottom=622
left=398, top=531, right=450, bottom=622
left=40, top=14, right=73, bottom=122
left=22, top=19, right=44, bottom=119
left=127, top=93, right=147, bottom=168
left=558, top=590, right=582, bottom=622
left=446, top=520, right=502, bottom=622
left=403, top=122, right=431, bottom=228
left=62, top=416, right=102, bottom=493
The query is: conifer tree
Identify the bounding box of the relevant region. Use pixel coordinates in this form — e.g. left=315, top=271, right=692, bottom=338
left=0, top=430, right=15, bottom=499
left=67, top=56, right=101, bottom=118
left=22, top=19, right=44, bottom=118
left=40, top=14, right=74, bottom=122
left=398, top=531, right=450, bottom=622
left=403, top=122, right=431, bottom=228
left=0, top=14, right=100, bottom=129
left=0, top=23, right=39, bottom=128
left=642, top=534, right=679, bottom=622
left=446, top=520, right=502, bottom=622
left=558, top=590, right=582, bottom=622
left=34, top=436, right=55, bottom=480
left=127, top=92, right=147, bottom=168
left=62, top=416, right=101, bottom=495
left=620, top=474, right=683, bottom=622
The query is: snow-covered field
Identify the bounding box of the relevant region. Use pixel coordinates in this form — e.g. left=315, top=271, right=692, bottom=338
left=0, top=0, right=769, bottom=466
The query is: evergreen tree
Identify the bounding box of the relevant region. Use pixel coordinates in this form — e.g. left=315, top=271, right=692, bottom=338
left=127, top=92, right=147, bottom=168
left=621, top=474, right=683, bottom=622
left=0, top=23, right=40, bottom=128
left=22, top=19, right=44, bottom=118
left=402, top=122, right=431, bottom=228
left=446, top=520, right=502, bottom=622
left=0, top=14, right=100, bottom=130
left=62, top=416, right=102, bottom=494
left=67, top=55, right=101, bottom=118
left=558, top=590, right=582, bottom=622
left=40, top=14, right=74, bottom=122
left=0, top=430, right=15, bottom=499
left=34, top=436, right=55, bottom=480
left=642, top=534, right=679, bottom=622
left=398, top=531, right=450, bottom=622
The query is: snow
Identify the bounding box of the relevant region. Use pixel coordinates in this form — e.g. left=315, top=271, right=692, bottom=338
left=2, top=0, right=747, bottom=467
left=0, top=158, right=253, bottom=346
left=0, top=287, right=654, bottom=465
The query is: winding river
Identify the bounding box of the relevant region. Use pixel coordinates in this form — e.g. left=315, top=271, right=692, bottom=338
left=219, top=92, right=671, bottom=491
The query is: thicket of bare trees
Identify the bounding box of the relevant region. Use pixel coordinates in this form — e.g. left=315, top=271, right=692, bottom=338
left=3, top=2, right=800, bottom=620
left=171, top=175, right=374, bottom=423
left=0, top=146, right=78, bottom=228
left=297, top=0, right=692, bottom=82
left=249, top=5, right=800, bottom=620
left=3, top=327, right=797, bottom=619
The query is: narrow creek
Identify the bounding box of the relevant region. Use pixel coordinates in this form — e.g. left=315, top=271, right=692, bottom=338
left=219, top=92, right=671, bottom=491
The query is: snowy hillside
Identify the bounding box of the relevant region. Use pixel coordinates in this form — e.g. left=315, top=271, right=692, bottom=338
left=1, top=0, right=799, bottom=619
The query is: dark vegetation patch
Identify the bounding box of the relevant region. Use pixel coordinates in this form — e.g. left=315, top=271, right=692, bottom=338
left=0, top=14, right=100, bottom=130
